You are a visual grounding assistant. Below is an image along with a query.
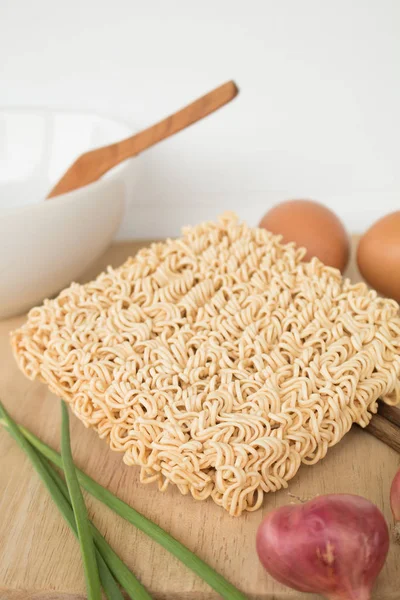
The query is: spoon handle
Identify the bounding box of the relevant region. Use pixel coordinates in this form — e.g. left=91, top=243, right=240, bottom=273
left=47, top=80, right=239, bottom=198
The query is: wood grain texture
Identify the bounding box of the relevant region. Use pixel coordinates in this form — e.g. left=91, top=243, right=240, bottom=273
left=378, top=403, right=400, bottom=428
left=47, top=81, right=238, bottom=198
left=0, top=237, right=399, bottom=600
left=365, top=415, right=400, bottom=454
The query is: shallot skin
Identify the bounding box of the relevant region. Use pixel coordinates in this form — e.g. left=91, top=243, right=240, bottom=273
left=256, top=494, right=389, bottom=600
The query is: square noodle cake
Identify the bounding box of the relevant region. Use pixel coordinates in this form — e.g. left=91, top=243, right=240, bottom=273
left=11, top=213, right=400, bottom=516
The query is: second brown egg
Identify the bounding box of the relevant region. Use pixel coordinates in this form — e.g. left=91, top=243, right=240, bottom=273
left=259, top=199, right=350, bottom=273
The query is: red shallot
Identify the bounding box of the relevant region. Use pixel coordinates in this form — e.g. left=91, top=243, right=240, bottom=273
left=256, top=494, right=389, bottom=600
left=390, top=467, right=400, bottom=543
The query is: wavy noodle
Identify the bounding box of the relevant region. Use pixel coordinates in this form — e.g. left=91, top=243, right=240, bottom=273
left=11, top=212, right=400, bottom=516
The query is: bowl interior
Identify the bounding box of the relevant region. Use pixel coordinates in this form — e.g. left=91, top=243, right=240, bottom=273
left=0, top=109, right=133, bottom=211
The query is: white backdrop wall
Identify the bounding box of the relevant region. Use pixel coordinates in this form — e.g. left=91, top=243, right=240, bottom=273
left=1, top=0, right=399, bottom=239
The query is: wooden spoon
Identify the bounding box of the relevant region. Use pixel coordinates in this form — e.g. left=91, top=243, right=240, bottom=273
left=47, top=80, right=239, bottom=198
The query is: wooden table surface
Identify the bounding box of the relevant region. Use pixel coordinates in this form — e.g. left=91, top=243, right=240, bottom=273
left=0, top=239, right=399, bottom=600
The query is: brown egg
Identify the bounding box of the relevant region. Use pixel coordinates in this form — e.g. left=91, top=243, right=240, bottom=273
left=357, top=211, right=400, bottom=302
left=259, top=199, right=350, bottom=272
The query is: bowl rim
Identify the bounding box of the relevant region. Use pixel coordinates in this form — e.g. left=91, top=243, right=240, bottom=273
left=0, top=105, right=134, bottom=130
left=0, top=106, right=137, bottom=217
left=0, top=175, right=127, bottom=222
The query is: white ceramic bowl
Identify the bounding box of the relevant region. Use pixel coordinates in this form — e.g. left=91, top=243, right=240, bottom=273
left=0, top=108, right=139, bottom=319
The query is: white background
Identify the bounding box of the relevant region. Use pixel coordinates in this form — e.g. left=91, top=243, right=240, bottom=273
left=1, top=0, right=399, bottom=239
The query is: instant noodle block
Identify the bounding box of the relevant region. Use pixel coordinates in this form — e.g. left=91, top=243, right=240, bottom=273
left=11, top=213, right=400, bottom=516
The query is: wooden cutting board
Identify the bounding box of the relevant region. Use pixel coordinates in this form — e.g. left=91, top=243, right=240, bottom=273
left=0, top=239, right=399, bottom=600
